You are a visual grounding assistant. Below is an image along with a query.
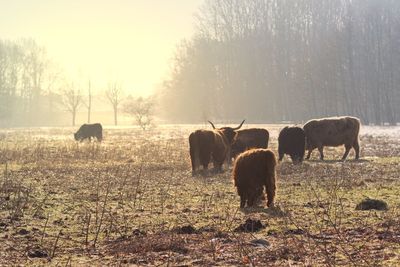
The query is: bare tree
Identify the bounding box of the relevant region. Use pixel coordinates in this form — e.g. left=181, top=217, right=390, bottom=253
left=61, top=83, right=82, bottom=126
left=20, top=39, right=48, bottom=117
left=160, top=0, right=400, bottom=124
left=105, top=81, right=123, bottom=125
left=0, top=38, right=53, bottom=126
left=83, top=80, right=92, bottom=123
left=123, top=96, right=155, bottom=130
left=0, top=40, right=21, bottom=124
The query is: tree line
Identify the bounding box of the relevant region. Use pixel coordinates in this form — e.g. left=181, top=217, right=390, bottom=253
left=0, top=39, right=56, bottom=126
left=160, top=0, right=400, bottom=125
left=0, top=39, right=154, bottom=128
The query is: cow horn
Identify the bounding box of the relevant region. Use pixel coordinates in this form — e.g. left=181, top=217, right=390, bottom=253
left=233, top=120, right=245, bottom=130
left=208, top=120, right=216, bottom=129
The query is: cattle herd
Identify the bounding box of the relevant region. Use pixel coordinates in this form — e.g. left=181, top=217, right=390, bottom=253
left=74, top=116, right=361, bottom=209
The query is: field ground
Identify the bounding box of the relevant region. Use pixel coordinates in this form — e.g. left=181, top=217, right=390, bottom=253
left=0, top=124, right=400, bottom=266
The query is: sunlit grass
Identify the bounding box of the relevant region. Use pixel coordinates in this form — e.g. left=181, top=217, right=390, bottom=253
left=0, top=125, right=400, bottom=265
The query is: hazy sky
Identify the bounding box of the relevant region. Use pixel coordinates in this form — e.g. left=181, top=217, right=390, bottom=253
left=0, top=0, right=202, bottom=96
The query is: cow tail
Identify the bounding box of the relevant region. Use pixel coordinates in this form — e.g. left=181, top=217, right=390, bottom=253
left=354, top=119, right=360, bottom=144
left=189, top=133, right=200, bottom=171
left=265, top=151, right=277, bottom=206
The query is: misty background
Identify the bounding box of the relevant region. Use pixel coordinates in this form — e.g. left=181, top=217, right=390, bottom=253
left=1, top=0, right=399, bottom=127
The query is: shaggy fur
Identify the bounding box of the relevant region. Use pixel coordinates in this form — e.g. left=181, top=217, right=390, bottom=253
left=74, top=123, right=103, bottom=142
left=278, top=126, right=305, bottom=163
left=232, top=149, right=277, bottom=208
left=231, top=128, right=269, bottom=159
left=303, top=116, right=360, bottom=160
left=189, top=126, right=239, bottom=175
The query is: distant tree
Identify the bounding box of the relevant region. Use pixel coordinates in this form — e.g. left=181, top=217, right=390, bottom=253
left=105, top=81, right=123, bottom=125
left=83, top=80, right=92, bottom=123
left=123, top=96, right=155, bottom=130
left=0, top=40, right=21, bottom=124
left=0, top=38, right=63, bottom=126
left=160, top=0, right=400, bottom=125
left=61, top=83, right=82, bottom=126
left=19, top=39, right=49, bottom=117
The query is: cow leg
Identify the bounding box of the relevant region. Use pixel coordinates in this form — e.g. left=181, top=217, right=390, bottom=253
left=291, top=154, right=300, bottom=164
left=190, top=156, right=196, bottom=173
left=353, top=140, right=360, bottom=160
left=190, top=148, right=198, bottom=175
left=278, top=146, right=284, bottom=161
left=255, top=194, right=265, bottom=206
left=213, top=157, right=224, bottom=173
left=225, top=148, right=232, bottom=167
left=266, top=185, right=275, bottom=208
left=342, top=144, right=352, bottom=161
left=227, top=147, right=232, bottom=165
left=246, top=187, right=259, bottom=207
left=247, top=195, right=255, bottom=207
left=254, top=187, right=265, bottom=206
left=318, top=146, right=324, bottom=160
left=306, top=149, right=313, bottom=160
left=298, top=153, right=304, bottom=163
left=202, top=163, right=209, bottom=170
left=199, top=161, right=209, bottom=176
left=266, top=178, right=276, bottom=208
left=189, top=133, right=199, bottom=175
left=213, top=163, right=223, bottom=173
left=278, top=152, right=284, bottom=162
left=200, top=151, right=211, bottom=172
left=240, top=195, right=246, bottom=208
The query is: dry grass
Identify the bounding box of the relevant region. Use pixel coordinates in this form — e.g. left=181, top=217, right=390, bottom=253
left=0, top=124, right=399, bottom=266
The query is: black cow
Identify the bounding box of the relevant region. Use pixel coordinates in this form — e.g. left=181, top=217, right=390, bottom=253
left=231, top=128, right=269, bottom=159
left=278, top=126, right=305, bottom=163
left=74, top=123, right=103, bottom=142
left=190, top=120, right=245, bottom=175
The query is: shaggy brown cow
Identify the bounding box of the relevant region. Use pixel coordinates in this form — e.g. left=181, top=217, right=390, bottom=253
left=231, top=128, right=269, bottom=159
left=189, top=120, right=245, bottom=175
left=74, top=123, right=103, bottom=142
left=303, top=116, right=360, bottom=160
left=232, top=148, right=277, bottom=208
left=278, top=126, right=305, bottom=163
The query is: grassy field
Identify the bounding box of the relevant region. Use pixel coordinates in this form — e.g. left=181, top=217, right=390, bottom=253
left=0, top=124, right=400, bottom=266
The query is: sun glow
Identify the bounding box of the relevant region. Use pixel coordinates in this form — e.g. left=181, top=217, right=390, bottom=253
left=0, top=0, right=202, bottom=96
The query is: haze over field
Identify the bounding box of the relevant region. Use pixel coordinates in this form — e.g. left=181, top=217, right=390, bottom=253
left=0, top=0, right=399, bottom=126
left=0, top=0, right=202, bottom=96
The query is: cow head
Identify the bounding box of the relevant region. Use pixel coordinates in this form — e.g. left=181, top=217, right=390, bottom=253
left=74, top=132, right=79, bottom=141
left=74, top=129, right=83, bottom=141
left=208, top=120, right=245, bottom=144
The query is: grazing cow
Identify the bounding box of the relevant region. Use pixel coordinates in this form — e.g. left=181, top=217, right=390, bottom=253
left=232, top=148, right=277, bottom=208
left=189, top=120, right=244, bottom=175
left=74, top=123, right=103, bottom=142
left=231, top=128, right=269, bottom=159
left=278, top=126, right=305, bottom=163
left=303, top=116, right=360, bottom=160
